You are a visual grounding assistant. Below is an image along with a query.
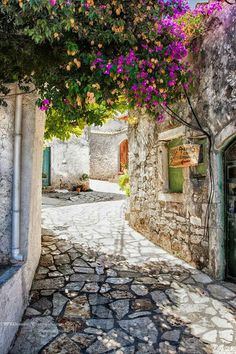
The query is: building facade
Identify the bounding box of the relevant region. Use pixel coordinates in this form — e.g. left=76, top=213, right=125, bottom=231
left=43, top=130, right=90, bottom=189
left=128, top=4, right=236, bottom=280
left=0, top=86, right=45, bottom=353
left=89, top=119, right=128, bottom=181
left=43, top=118, right=128, bottom=188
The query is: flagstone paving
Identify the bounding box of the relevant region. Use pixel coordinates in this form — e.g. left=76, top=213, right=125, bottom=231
left=10, top=200, right=236, bottom=354
left=42, top=190, right=125, bottom=209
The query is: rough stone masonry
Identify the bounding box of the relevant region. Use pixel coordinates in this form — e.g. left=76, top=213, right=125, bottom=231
left=128, top=3, right=236, bottom=278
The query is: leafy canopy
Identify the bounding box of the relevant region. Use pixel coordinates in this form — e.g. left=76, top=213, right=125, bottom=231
left=0, top=0, right=222, bottom=138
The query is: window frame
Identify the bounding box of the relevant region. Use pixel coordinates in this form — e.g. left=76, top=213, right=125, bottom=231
left=157, top=126, right=186, bottom=202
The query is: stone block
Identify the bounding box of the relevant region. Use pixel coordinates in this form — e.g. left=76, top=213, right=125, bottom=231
left=190, top=216, right=202, bottom=226
left=190, top=234, right=203, bottom=245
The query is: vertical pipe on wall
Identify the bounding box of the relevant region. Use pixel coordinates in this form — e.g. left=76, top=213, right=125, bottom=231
left=12, top=89, right=24, bottom=261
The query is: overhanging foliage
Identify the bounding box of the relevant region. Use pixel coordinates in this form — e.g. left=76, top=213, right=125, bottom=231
left=0, top=0, right=222, bottom=138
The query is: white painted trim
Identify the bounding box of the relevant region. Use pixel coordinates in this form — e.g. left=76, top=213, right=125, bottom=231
left=215, top=121, right=236, bottom=150
left=90, top=128, right=128, bottom=136
left=158, top=142, right=169, bottom=191
left=158, top=192, right=184, bottom=203
left=158, top=126, right=186, bottom=141
left=118, top=138, right=128, bottom=146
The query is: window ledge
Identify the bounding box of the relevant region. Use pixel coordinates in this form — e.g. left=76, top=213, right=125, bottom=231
left=158, top=192, right=184, bottom=203
left=158, top=126, right=186, bottom=141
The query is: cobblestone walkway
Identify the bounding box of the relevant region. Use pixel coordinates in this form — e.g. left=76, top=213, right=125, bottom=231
left=42, top=191, right=125, bottom=208
left=11, top=201, right=236, bottom=354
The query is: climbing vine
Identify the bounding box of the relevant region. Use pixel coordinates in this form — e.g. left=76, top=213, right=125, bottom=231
left=0, top=0, right=222, bottom=138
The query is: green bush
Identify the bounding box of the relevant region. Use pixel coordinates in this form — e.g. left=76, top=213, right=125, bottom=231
left=80, top=173, right=89, bottom=181
left=118, top=173, right=130, bottom=197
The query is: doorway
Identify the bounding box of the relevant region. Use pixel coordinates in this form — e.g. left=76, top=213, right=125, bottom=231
left=42, top=147, right=51, bottom=187
left=119, top=139, right=128, bottom=173
left=225, top=140, right=236, bottom=282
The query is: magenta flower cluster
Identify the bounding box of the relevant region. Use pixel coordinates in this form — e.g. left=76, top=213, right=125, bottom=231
left=49, top=0, right=72, bottom=6
left=40, top=99, right=50, bottom=111
left=46, top=0, right=223, bottom=123
left=91, top=18, right=190, bottom=115
left=193, top=1, right=222, bottom=16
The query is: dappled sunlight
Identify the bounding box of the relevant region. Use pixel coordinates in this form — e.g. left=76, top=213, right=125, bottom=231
left=11, top=235, right=214, bottom=354
left=41, top=200, right=194, bottom=266
left=10, top=198, right=236, bottom=353
left=156, top=274, right=236, bottom=353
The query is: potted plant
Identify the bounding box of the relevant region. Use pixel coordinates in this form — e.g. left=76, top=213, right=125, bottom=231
left=79, top=174, right=90, bottom=192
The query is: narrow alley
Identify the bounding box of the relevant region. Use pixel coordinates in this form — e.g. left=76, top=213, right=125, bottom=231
left=1, top=3, right=236, bottom=354
left=10, top=182, right=236, bottom=354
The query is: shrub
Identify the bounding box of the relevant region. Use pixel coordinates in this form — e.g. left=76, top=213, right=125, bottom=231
left=118, top=173, right=130, bottom=197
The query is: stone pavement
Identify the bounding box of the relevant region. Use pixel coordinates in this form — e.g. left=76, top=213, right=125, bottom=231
left=10, top=200, right=236, bottom=354
left=42, top=191, right=125, bottom=209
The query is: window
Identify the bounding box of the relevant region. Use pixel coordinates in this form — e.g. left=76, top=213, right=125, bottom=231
left=168, top=138, right=184, bottom=193
left=191, top=138, right=207, bottom=177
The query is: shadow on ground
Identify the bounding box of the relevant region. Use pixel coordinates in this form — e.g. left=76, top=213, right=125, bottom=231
left=10, top=234, right=236, bottom=354
left=42, top=191, right=126, bottom=209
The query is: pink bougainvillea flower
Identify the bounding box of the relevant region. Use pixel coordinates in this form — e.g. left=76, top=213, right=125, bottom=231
left=49, top=0, right=57, bottom=6
left=40, top=99, right=50, bottom=111
left=156, top=113, right=165, bottom=123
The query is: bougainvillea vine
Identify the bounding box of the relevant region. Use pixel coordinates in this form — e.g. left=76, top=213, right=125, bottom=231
left=0, top=0, right=223, bottom=137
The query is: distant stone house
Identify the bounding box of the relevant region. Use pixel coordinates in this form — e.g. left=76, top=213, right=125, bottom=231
left=43, top=129, right=90, bottom=189
left=128, top=4, right=236, bottom=281
left=43, top=118, right=128, bottom=188
left=90, top=118, right=128, bottom=181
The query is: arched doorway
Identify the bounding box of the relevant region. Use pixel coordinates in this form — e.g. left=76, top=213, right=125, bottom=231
left=224, top=140, right=236, bottom=282
left=119, top=139, right=128, bottom=173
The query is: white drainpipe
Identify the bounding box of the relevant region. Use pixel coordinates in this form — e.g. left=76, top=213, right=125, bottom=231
left=12, top=90, right=24, bottom=261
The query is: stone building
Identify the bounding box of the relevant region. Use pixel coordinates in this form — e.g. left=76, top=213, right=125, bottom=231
left=43, top=118, right=128, bottom=188
left=0, top=85, right=45, bottom=353
left=128, top=4, right=236, bottom=280
left=90, top=118, right=128, bottom=181
left=43, top=130, right=90, bottom=189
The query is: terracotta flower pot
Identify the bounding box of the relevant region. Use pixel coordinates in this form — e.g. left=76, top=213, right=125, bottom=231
left=81, top=181, right=89, bottom=191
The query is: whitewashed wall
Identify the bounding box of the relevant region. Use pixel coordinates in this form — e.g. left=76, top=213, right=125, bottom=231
left=49, top=131, right=90, bottom=188
left=89, top=119, right=128, bottom=181
left=0, top=86, right=45, bottom=354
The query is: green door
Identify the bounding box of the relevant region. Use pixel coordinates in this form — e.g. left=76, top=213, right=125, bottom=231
left=225, top=141, right=236, bottom=281
left=168, top=138, right=184, bottom=193
left=42, top=147, right=51, bottom=187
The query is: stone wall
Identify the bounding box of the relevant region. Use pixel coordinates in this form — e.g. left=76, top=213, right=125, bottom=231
left=47, top=119, right=128, bottom=186
left=173, top=3, right=236, bottom=135
left=128, top=4, right=236, bottom=279
left=0, top=86, right=45, bottom=354
left=90, top=119, right=128, bottom=181
left=49, top=131, right=90, bottom=189
left=129, top=115, right=210, bottom=271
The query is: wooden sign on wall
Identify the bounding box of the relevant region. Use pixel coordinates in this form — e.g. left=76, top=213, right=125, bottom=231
left=169, top=144, right=200, bottom=168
